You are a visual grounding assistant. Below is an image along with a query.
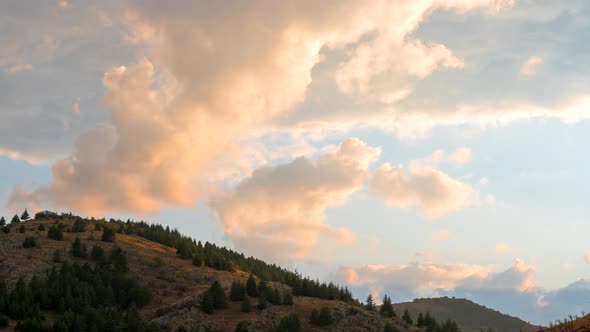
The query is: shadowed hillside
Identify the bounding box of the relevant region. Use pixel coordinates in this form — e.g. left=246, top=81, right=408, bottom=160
left=393, top=297, right=539, bottom=332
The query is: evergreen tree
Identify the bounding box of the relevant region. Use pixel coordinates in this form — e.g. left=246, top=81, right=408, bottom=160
left=257, top=294, right=268, bottom=310
left=20, top=209, right=30, bottom=221
left=0, top=226, right=8, bottom=234
left=402, top=309, right=413, bottom=325
left=91, top=245, right=106, bottom=264
left=241, top=296, right=251, bottom=313
left=258, top=279, right=269, bottom=298
left=234, top=321, right=250, bottom=332
left=210, top=281, right=227, bottom=309
left=11, top=214, right=20, bottom=224
left=276, top=314, right=301, bottom=332
left=0, top=217, right=5, bottom=226
left=269, top=288, right=282, bottom=305
left=383, top=323, right=399, bottom=332
left=102, top=227, right=116, bottom=242
left=246, top=274, right=257, bottom=297
left=18, top=224, right=25, bottom=233
left=71, top=237, right=88, bottom=258
left=48, top=225, right=63, bottom=240
left=230, top=281, right=246, bottom=301
left=417, top=312, right=425, bottom=327
left=53, top=249, right=62, bottom=263
left=110, top=247, right=128, bottom=272
left=37, top=224, right=45, bottom=231
left=310, top=306, right=333, bottom=326
left=22, top=236, right=37, bottom=248
left=365, top=294, right=376, bottom=311
left=201, top=290, right=214, bottom=314
left=283, top=291, right=294, bottom=305
left=380, top=294, right=395, bottom=317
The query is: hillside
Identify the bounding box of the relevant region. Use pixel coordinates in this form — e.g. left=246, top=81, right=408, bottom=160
left=539, top=313, right=590, bottom=332
left=0, top=212, right=417, bottom=332
left=393, top=297, right=538, bottom=332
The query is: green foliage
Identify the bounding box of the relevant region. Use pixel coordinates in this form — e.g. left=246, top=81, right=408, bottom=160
left=257, top=294, right=268, bottom=310
left=365, top=294, right=376, bottom=311
left=21, top=209, right=30, bottom=221
left=230, top=281, right=246, bottom=301
left=383, top=323, right=400, bottom=332
left=241, top=296, right=252, bottom=313
left=91, top=245, right=106, bottom=264
left=22, top=236, right=37, bottom=248
left=269, top=287, right=282, bottom=305
left=101, top=227, right=116, bottom=242
left=110, top=247, right=128, bottom=272
left=71, top=220, right=86, bottom=233
left=0, top=217, right=5, bottom=226
left=246, top=274, right=257, bottom=297
left=18, top=224, right=25, bottom=233
left=234, top=321, right=251, bottom=332
left=283, top=290, right=294, bottom=305
left=0, top=314, right=8, bottom=327
left=201, top=290, right=215, bottom=314
left=47, top=225, right=63, bottom=240
left=402, top=309, right=413, bottom=325
left=53, top=249, right=62, bottom=263
left=380, top=294, right=396, bottom=318
left=418, top=312, right=425, bottom=327
left=11, top=214, right=20, bottom=224
left=310, top=307, right=334, bottom=326
left=0, top=226, right=8, bottom=234
left=71, top=237, right=88, bottom=258
left=276, top=314, right=301, bottom=332
left=37, top=224, right=45, bottom=231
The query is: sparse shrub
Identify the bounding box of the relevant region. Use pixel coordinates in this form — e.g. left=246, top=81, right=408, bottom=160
left=18, top=224, right=25, bottom=233
left=152, top=256, right=164, bottom=269
left=383, top=323, right=400, bottom=332
left=234, top=321, right=250, bottom=332
left=22, top=236, right=37, bottom=248
left=53, top=249, right=62, bottom=263
left=71, top=219, right=86, bottom=232
left=37, top=224, right=45, bottom=231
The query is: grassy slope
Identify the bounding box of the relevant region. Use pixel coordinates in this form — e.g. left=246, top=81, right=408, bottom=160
left=393, top=297, right=539, bottom=332
left=0, top=217, right=411, bottom=331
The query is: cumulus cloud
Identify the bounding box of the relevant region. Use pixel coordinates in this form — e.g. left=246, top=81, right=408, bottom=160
left=520, top=56, right=543, bottom=76
left=432, top=229, right=450, bottom=241
left=369, top=163, right=479, bottom=219
left=410, top=147, right=472, bottom=168
left=495, top=243, right=512, bottom=253
left=208, top=138, right=380, bottom=262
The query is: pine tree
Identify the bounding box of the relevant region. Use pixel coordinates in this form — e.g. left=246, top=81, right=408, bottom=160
left=276, top=314, right=301, bottom=332
left=102, top=227, right=116, bottom=242
left=402, top=309, right=413, bottom=325
left=53, top=249, right=62, bottom=263
left=269, top=288, right=282, bottom=305
left=210, top=281, right=227, bottom=309
left=201, top=290, right=214, bottom=314
left=91, top=246, right=106, bottom=264
left=380, top=294, right=395, bottom=317
left=11, top=214, right=20, bottom=224
left=71, top=237, right=87, bottom=258
left=246, top=274, right=257, bottom=297
left=230, top=281, right=245, bottom=301
left=0, top=217, right=5, bottom=226
left=241, top=296, right=251, bottom=313
left=22, top=236, right=37, bottom=248
left=18, top=224, right=25, bottom=233
left=365, top=294, right=376, bottom=311
left=417, top=312, right=425, bottom=327
left=48, top=225, right=63, bottom=240
left=20, top=209, right=30, bottom=221
left=283, top=290, right=294, bottom=305
left=257, top=294, right=268, bottom=310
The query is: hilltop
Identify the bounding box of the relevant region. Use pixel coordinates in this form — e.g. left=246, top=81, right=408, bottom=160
left=0, top=211, right=418, bottom=331
left=393, top=297, right=538, bottom=332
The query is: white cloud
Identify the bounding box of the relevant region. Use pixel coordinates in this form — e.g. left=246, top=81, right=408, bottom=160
left=6, top=63, right=32, bottom=73
left=583, top=252, right=590, bottom=263
left=520, top=56, right=543, bottom=76
left=495, top=243, right=513, bottom=253
left=432, top=229, right=450, bottom=241
left=447, top=147, right=472, bottom=164
left=208, top=138, right=380, bottom=261
left=370, top=163, right=479, bottom=219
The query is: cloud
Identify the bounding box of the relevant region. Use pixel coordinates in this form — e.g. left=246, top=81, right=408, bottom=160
left=520, top=56, right=543, bottom=76
left=495, top=243, right=512, bottom=253
left=432, top=229, right=450, bottom=241
left=5, top=63, right=32, bottom=73
left=208, top=138, right=380, bottom=262
left=583, top=252, right=590, bottom=263
left=369, top=163, right=479, bottom=219
left=410, top=147, right=472, bottom=168
left=447, top=147, right=472, bottom=164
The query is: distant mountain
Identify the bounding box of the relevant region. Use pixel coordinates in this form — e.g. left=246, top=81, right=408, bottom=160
left=393, top=297, right=539, bottom=332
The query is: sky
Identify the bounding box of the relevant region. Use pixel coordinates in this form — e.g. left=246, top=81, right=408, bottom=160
left=1, top=0, right=590, bottom=325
